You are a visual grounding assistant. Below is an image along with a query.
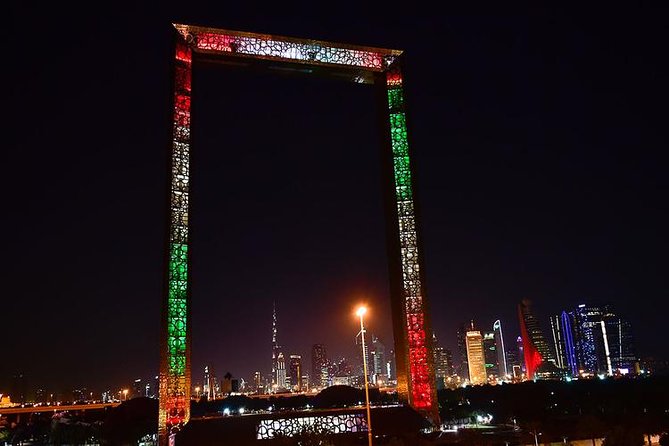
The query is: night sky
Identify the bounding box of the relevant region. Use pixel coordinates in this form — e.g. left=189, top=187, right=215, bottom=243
left=5, top=5, right=668, bottom=394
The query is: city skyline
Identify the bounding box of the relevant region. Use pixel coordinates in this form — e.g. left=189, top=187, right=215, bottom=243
left=5, top=5, right=668, bottom=394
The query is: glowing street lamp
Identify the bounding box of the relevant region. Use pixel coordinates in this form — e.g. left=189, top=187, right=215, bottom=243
left=123, top=389, right=129, bottom=401
left=356, top=305, right=373, bottom=446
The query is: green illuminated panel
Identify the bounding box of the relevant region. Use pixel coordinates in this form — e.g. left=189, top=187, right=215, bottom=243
left=168, top=242, right=188, bottom=375
left=387, top=89, right=404, bottom=110
left=389, top=112, right=413, bottom=201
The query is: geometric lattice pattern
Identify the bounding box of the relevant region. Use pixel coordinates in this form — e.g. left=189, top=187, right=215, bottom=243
left=159, top=37, right=192, bottom=441
left=385, top=68, right=433, bottom=411
left=256, top=413, right=368, bottom=439
left=173, top=24, right=400, bottom=74
left=161, top=23, right=438, bottom=444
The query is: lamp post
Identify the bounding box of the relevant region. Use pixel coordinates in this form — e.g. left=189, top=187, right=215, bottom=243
left=356, top=306, right=373, bottom=446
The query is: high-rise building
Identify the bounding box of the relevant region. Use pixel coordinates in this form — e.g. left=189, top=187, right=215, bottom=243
left=465, top=323, right=487, bottom=385
left=386, top=349, right=396, bottom=381
left=271, top=301, right=283, bottom=389
left=493, top=320, right=508, bottom=377
left=203, top=366, right=217, bottom=400
left=370, top=335, right=387, bottom=384
left=311, top=344, right=329, bottom=388
left=482, top=331, right=499, bottom=378
left=253, top=371, right=263, bottom=394
left=221, top=372, right=232, bottom=395
left=573, top=304, right=602, bottom=374
left=457, top=323, right=469, bottom=380
left=433, top=333, right=448, bottom=388
left=276, top=352, right=287, bottom=389
left=549, top=314, right=566, bottom=369
left=132, top=378, right=144, bottom=398
left=288, top=355, right=302, bottom=392
left=550, top=304, right=636, bottom=377
left=603, top=315, right=636, bottom=373
left=518, top=299, right=555, bottom=379
left=560, top=311, right=579, bottom=376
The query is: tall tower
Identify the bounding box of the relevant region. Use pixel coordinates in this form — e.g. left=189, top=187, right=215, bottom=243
left=493, top=320, right=508, bottom=377
left=549, top=314, right=566, bottom=369
left=482, top=331, right=499, bottom=377
left=271, top=300, right=282, bottom=390
left=466, top=324, right=487, bottom=385
left=288, top=355, right=302, bottom=391
left=311, top=344, right=329, bottom=388
left=518, top=299, right=554, bottom=379
left=456, top=323, right=469, bottom=380
left=561, top=311, right=579, bottom=376
left=371, top=335, right=387, bottom=383
left=573, top=304, right=603, bottom=374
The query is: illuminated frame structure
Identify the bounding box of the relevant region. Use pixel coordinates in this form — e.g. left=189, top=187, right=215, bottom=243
left=159, top=23, right=438, bottom=443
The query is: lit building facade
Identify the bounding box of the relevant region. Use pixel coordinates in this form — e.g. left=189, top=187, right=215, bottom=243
left=370, top=335, right=387, bottom=384
left=465, top=329, right=487, bottom=385
left=493, top=320, right=508, bottom=377
left=518, top=299, right=555, bottom=379
left=456, top=323, right=469, bottom=380
left=549, top=314, right=566, bottom=369
left=311, top=344, right=329, bottom=388
left=276, top=353, right=287, bottom=389
left=550, top=304, right=636, bottom=377
left=573, top=304, right=602, bottom=374
left=288, top=355, right=302, bottom=392
left=482, top=331, right=499, bottom=378
left=271, top=301, right=283, bottom=389
left=432, top=334, right=449, bottom=388
left=560, top=311, right=579, bottom=376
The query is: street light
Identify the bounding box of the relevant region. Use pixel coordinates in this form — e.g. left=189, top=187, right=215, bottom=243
left=356, top=305, right=373, bottom=446
left=123, top=389, right=129, bottom=401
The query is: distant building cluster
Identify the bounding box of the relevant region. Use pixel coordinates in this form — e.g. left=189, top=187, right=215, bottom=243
left=432, top=298, right=647, bottom=389
left=3, top=298, right=666, bottom=406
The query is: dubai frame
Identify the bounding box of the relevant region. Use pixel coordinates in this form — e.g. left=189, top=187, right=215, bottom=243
left=159, top=23, right=439, bottom=443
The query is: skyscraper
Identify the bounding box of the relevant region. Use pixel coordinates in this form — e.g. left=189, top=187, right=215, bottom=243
left=370, top=335, right=387, bottom=384
left=493, top=320, right=508, bottom=377
left=573, top=304, right=602, bottom=374
left=271, top=301, right=284, bottom=389
left=518, top=299, right=555, bottom=379
left=482, top=331, right=499, bottom=377
left=602, top=314, right=636, bottom=372
left=288, top=355, right=302, bottom=392
left=548, top=304, right=636, bottom=377
left=465, top=323, right=487, bottom=385
left=253, top=371, right=263, bottom=394
left=276, top=352, right=287, bottom=389
left=561, top=311, right=579, bottom=376
left=203, top=366, right=216, bottom=400
left=549, top=314, right=566, bottom=369
left=311, top=344, right=328, bottom=388
left=432, top=333, right=449, bottom=388
left=456, top=323, right=469, bottom=380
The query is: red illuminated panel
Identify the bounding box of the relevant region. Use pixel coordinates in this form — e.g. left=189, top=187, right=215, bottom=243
left=518, top=305, right=543, bottom=379
left=407, top=313, right=432, bottom=409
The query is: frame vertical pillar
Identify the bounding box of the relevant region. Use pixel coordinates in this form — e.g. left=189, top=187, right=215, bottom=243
left=159, top=37, right=193, bottom=445
left=380, top=62, right=439, bottom=423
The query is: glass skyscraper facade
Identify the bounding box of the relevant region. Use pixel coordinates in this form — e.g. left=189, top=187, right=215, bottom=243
left=550, top=304, right=636, bottom=376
